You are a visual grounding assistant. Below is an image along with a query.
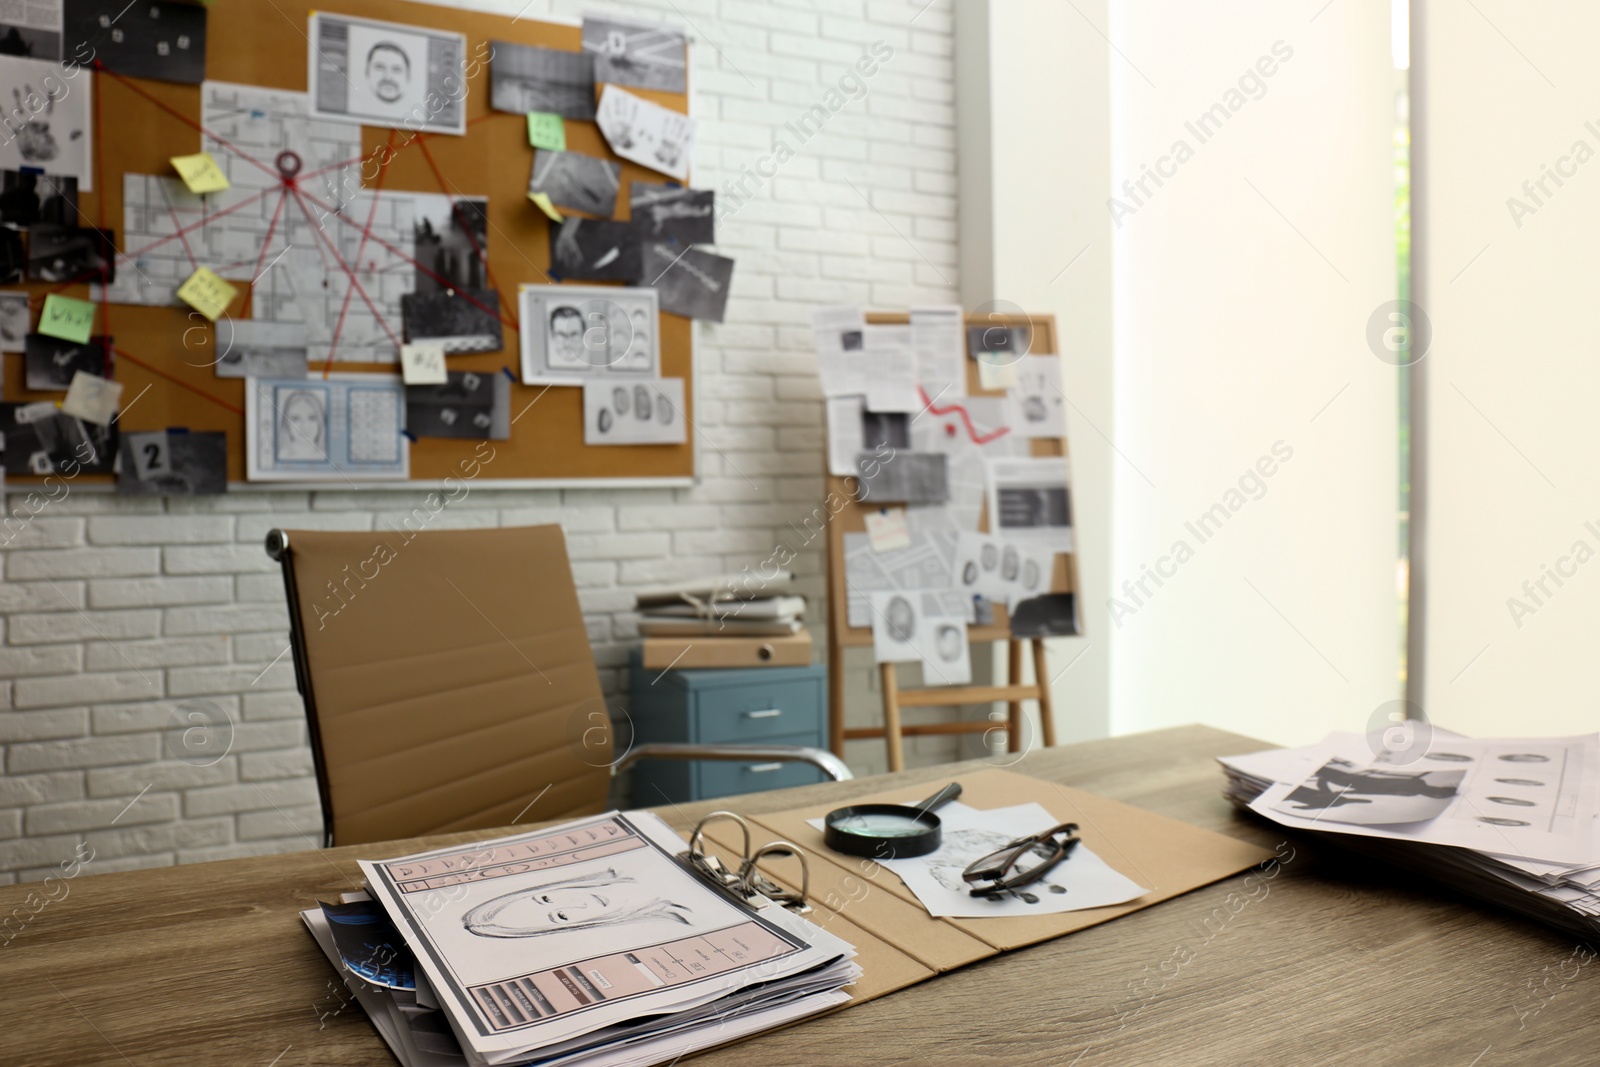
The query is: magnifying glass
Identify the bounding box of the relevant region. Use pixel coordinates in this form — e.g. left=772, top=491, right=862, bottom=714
left=823, top=782, right=963, bottom=859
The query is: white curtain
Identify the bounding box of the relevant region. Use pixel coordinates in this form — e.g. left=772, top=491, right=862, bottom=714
left=1109, top=0, right=1400, bottom=745
left=1414, top=1, right=1600, bottom=736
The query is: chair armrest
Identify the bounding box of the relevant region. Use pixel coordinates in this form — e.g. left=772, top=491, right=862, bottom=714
left=614, top=743, right=852, bottom=782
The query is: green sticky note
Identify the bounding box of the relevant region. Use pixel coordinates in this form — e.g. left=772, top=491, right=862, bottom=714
left=527, top=112, right=566, bottom=151
left=39, top=294, right=95, bottom=344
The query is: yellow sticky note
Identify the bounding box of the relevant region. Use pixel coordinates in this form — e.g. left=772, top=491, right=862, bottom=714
left=171, top=151, right=231, bottom=194
left=38, top=293, right=96, bottom=344
left=528, top=192, right=564, bottom=222
left=527, top=112, right=566, bottom=151
left=177, top=267, right=239, bottom=322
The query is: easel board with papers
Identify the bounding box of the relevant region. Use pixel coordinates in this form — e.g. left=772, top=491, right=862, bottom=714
left=822, top=310, right=1080, bottom=761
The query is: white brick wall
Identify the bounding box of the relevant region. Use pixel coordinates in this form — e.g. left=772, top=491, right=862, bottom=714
left=0, top=0, right=963, bottom=884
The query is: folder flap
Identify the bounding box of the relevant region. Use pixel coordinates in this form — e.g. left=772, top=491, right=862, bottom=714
left=695, top=818, right=995, bottom=974
left=757, top=768, right=1275, bottom=952
left=799, top=908, right=936, bottom=1005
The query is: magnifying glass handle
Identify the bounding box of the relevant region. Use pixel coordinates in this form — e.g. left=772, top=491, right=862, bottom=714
left=915, top=782, right=962, bottom=814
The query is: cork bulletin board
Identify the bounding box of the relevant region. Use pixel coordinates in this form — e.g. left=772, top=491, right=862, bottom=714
left=0, top=0, right=697, bottom=487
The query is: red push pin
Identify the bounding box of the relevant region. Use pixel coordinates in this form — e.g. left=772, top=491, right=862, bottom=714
left=275, top=150, right=302, bottom=186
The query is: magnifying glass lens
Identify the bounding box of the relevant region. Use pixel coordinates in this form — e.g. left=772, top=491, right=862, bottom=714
left=833, top=812, right=932, bottom=838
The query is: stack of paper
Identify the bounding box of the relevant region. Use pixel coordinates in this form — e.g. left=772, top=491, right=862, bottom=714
left=1220, top=729, right=1600, bottom=940
left=634, top=572, right=805, bottom=638
left=302, top=811, right=859, bottom=1067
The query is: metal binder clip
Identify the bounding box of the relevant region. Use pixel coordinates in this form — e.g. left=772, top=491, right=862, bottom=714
left=686, top=812, right=812, bottom=914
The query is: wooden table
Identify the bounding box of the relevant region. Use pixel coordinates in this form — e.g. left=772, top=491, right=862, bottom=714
left=2, top=725, right=1596, bottom=1066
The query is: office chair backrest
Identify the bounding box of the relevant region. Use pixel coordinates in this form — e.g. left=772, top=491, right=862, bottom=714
left=269, top=524, right=612, bottom=846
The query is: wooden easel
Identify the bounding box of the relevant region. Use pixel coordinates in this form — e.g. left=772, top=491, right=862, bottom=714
left=824, top=312, right=1077, bottom=772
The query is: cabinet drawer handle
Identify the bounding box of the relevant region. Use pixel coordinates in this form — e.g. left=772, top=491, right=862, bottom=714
left=746, top=763, right=784, bottom=774
left=742, top=709, right=783, bottom=720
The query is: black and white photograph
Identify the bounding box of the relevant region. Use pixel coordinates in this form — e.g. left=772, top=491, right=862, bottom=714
left=630, top=182, right=713, bottom=245
left=856, top=451, right=949, bottom=505
left=528, top=149, right=620, bottom=217
left=1276, top=759, right=1465, bottom=826
left=307, top=12, right=466, bottom=136
left=826, top=396, right=910, bottom=477
left=862, top=410, right=910, bottom=451
left=488, top=38, right=594, bottom=120
left=0, top=399, right=114, bottom=474
left=595, top=84, right=696, bottom=182
left=966, top=323, right=1032, bottom=362
left=549, top=217, right=640, bottom=282
left=0, top=169, right=75, bottom=228
left=26, top=223, right=112, bottom=283
left=640, top=241, right=733, bottom=322
left=0, top=288, right=28, bottom=350
left=412, top=195, right=488, bottom=296
left=63, top=0, right=205, bottom=84
left=0, top=55, right=93, bottom=188
left=405, top=370, right=509, bottom=441
left=24, top=331, right=105, bottom=389
left=0, top=227, right=21, bottom=281
left=583, top=377, right=685, bottom=445
left=985, top=456, right=1072, bottom=551
left=581, top=16, right=687, bottom=94
left=116, top=429, right=227, bottom=496
left=1008, top=592, right=1080, bottom=639
left=519, top=283, right=657, bottom=385
left=212, top=320, right=308, bottom=380
left=400, top=288, right=504, bottom=354
left=0, top=0, right=62, bottom=60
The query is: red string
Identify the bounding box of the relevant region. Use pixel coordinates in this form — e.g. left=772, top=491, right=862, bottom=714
left=415, top=137, right=518, bottom=332
left=294, top=187, right=518, bottom=333
left=918, top=386, right=1013, bottom=445
left=112, top=345, right=243, bottom=416
left=247, top=187, right=289, bottom=292
left=114, top=186, right=272, bottom=271
left=322, top=130, right=399, bottom=377
left=288, top=187, right=402, bottom=351
left=95, top=63, right=280, bottom=183
left=165, top=200, right=200, bottom=273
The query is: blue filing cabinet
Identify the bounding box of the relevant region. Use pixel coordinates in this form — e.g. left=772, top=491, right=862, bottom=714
left=627, top=650, right=828, bottom=805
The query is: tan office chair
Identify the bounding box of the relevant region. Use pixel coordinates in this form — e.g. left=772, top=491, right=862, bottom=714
left=266, top=524, right=849, bottom=847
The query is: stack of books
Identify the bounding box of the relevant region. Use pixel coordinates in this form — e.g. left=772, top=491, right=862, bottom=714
left=635, top=573, right=809, bottom=668
left=301, top=810, right=859, bottom=1067
left=1220, top=728, right=1600, bottom=941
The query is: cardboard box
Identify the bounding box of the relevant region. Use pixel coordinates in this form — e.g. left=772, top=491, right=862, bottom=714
left=641, top=628, right=812, bottom=670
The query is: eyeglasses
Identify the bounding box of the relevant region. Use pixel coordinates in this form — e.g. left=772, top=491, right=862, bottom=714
left=961, top=822, right=1080, bottom=897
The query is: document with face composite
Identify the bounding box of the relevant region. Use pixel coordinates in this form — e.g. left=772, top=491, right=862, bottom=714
left=358, top=810, right=858, bottom=1066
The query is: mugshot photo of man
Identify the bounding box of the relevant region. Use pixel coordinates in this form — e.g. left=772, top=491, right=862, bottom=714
left=547, top=304, right=592, bottom=370
left=344, top=23, right=428, bottom=123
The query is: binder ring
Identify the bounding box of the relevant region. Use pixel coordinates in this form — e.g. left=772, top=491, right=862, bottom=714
left=688, top=811, right=751, bottom=894
left=742, top=841, right=810, bottom=914
left=687, top=813, right=812, bottom=913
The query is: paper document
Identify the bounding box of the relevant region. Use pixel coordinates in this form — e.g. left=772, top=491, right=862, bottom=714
left=951, top=531, right=1054, bottom=608
left=1005, top=355, right=1065, bottom=437
left=869, top=589, right=972, bottom=686
left=595, top=85, right=696, bottom=181
left=1247, top=732, right=1599, bottom=866
left=911, top=305, right=966, bottom=399
left=812, top=305, right=867, bottom=397
left=810, top=801, right=1148, bottom=918
left=986, top=457, right=1072, bottom=551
